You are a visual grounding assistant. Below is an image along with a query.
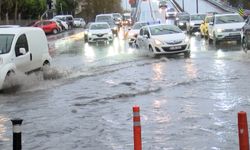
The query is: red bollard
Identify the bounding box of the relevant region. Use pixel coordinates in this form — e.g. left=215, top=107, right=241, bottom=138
left=133, top=106, right=142, bottom=150
left=238, top=111, right=249, bottom=150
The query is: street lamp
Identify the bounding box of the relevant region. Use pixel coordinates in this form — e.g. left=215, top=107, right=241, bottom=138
left=196, top=0, right=198, bottom=14
left=182, top=0, right=184, bottom=11
left=60, top=3, right=63, bottom=15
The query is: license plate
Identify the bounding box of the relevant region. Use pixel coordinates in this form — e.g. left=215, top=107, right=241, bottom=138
left=170, top=46, right=181, bottom=50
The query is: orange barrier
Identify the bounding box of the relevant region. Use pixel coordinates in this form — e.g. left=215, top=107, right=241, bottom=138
left=133, top=106, right=142, bottom=150
left=238, top=111, right=249, bottom=150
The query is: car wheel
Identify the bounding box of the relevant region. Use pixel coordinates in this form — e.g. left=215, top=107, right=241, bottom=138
left=2, top=70, right=16, bottom=90
left=52, top=29, right=58, bottom=34
left=242, top=37, right=248, bottom=52
left=184, top=51, right=191, bottom=58
left=213, top=33, right=219, bottom=45
left=149, top=46, right=156, bottom=58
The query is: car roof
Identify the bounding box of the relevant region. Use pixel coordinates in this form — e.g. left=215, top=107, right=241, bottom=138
left=0, top=27, right=43, bottom=34
left=96, top=14, right=113, bottom=17
left=146, top=23, right=176, bottom=28
left=214, top=13, right=240, bottom=17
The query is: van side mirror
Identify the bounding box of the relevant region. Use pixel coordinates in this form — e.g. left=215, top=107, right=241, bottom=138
left=19, top=48, right=26, bottom=55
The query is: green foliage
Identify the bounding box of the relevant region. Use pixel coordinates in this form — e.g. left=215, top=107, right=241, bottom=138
left=0, top=0, right=123, bottom=20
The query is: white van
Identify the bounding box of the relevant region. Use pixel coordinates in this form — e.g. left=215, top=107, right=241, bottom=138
left=0, top=27, right=51, bottom=90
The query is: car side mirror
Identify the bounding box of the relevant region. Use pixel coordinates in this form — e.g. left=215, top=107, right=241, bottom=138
left=19, top=48, right=26, bottom=55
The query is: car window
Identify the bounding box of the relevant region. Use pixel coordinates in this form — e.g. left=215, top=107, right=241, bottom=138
left=132, top=23, right=147, bottom=29
left=90, top=24, right=109, bottom=30
left=150, top=25, right=182, bottom=35
left=215, top=15, right=244, bottom=24
left=139, top=28, right=144, bottom=35
left=0, top=34, right=14, bottom=55
left=96, top=16, right=112, bottom=22
left=15, top=34, right=29, bottom=57
left=191, top=15, right=206, bottom=20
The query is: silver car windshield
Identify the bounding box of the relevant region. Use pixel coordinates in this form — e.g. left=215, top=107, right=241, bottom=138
left=191, top=15, right=205, bottom=20
left=150, top=25, right=182, bottom=35
left=90, top=24, right=109, bottom=30
left=215, top=15, right=244, bottom=24
left=0, top=34, right=14, bottom=55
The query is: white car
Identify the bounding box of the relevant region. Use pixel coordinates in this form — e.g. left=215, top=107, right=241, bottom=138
left=0, top=27, right=51, bottom=90
left=186, top=14, right=206, bottom=35
left=208, top=13, right=245, bottom=45
left=166, top=8, right=177, bottom=18
left=51, top=19, right=69, bottom=30
left=74, top=18, right=86, bottom=27
left=87, top=22, right=113, bottom=44
left=137, top=24, right=190, bottom=57
left=127, top=22, right=148, bottom=46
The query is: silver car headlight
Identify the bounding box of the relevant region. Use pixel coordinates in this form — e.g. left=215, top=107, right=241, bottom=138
left=216, top=28, right=223, bottom=33
left=113, top=26, right=118, bottom=30
left=179, top=22, right=184, bottom=26
left=190, top=22, right=195, bottom=26
left=154, top=39, right=163, bottom=45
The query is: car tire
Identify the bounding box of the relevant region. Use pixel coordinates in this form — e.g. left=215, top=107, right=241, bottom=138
left=2, top=70, right=15, bottom=90
left=149, top=46, right=156, bottom=58
left=184, top=51, right=191, bottom=58
left=52, top=29, right=58, bottom=34
left=213, top=33, right=219, bottom=45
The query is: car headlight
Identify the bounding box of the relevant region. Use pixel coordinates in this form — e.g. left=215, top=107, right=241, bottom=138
left=108, top=32, right=113, bottom=35
left=88, top=33, right=92, bottom=36
left=154, top=39, right=163, bottom=45
left=84, top=31, right=88, bottom=34
left=128, top=32, right=135, bottom=37
left=190, top=22, right=195, bottom=26
left=113, top=26, right=118, bottom=30
left=216, top=28, right=223, bottom=33
left=179, top=22, right=184, bottom=26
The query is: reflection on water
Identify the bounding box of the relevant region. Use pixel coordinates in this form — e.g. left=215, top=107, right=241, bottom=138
left=0, top=115, right=10, bottom=142
left=152, top=63, right=163, bottom=81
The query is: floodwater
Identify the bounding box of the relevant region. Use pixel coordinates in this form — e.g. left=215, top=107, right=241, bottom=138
left=1, top=1, right=250, bottom=149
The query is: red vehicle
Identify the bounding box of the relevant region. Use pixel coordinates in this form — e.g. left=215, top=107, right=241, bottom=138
left=33, top=20, right=60, bottom=34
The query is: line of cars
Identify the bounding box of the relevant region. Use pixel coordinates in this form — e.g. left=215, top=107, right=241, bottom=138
left=175, top=12, right=248, bottom=46
left=83, top=13, right=132, bottom=45
left=28, top=15, right=86, bottom=35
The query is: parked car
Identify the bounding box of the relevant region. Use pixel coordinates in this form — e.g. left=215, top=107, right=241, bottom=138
left=87, top=22, right=113, bottom=44
left=175, top=12, right=190, bottom=30
left=127, top=22, right=148, bottom=47
left=166, top=8, right=177, bottom=18
left=242, top=16, right=250, bottom=51
left=74, top=18, right=86, bottom=27
left=51, top=19, right=69, bottom=30
left=0, top=27, right=51, bottom=90
left=53, top=15, right=74, bottom=29
left=136, top=24, right=190, bottom=57
left=33, top=20, right=60, bottom=34
left=208, top=13, right=244, bottom=45
left=186, top=14, right=206, bottom=35
left=95, top=14, right=118, bottom=36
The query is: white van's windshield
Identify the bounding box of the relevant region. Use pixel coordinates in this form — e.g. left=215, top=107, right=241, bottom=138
left=0, top=34, right=14, bottom=55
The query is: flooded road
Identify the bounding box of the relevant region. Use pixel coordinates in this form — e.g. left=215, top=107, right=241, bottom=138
left=1, top=1, right=250, bottom=150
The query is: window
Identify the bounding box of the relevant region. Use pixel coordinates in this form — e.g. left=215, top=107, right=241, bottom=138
left=0, top=34, right=14, bottom=55
left=15, top=34, right=29, bottom=57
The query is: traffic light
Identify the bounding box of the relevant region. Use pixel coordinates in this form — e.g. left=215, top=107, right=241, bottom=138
left=47, top=0, right=53, bottom=9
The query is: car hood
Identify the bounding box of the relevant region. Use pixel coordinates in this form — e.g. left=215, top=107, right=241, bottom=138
left=89, top=29, right=111, bottom=34
left=152, top=33, right=186, bottom=42
left=214, top=22, right=245, bottom=29
left=129, top=29, right=140, bottom=34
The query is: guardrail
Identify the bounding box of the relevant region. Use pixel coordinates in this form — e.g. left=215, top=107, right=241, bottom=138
left=171, top=0, right=183, bottom=12
left=205, top=0, right=237, bottom=12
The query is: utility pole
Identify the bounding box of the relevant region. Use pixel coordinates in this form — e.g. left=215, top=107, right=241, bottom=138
left=196, top=0, right=198, bottom=14
left=60, top=3, right=63, bottom=14
left=182, top=0, right=184, bottom=11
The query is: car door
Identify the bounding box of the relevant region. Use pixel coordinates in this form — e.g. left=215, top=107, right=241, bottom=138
left=208, top=16, right=214, bottom=38
left=143, top=28, right=151, bottom=50
left=14, top=34, right=32, bottom=73
left=136, top=28, right=145, bottom=49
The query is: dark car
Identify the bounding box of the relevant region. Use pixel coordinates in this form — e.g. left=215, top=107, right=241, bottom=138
left=175, top=12, right=190, bottom=30
left=242, top=16, right=250, bottom=51
left=159, top=0, right=167, bottom=9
